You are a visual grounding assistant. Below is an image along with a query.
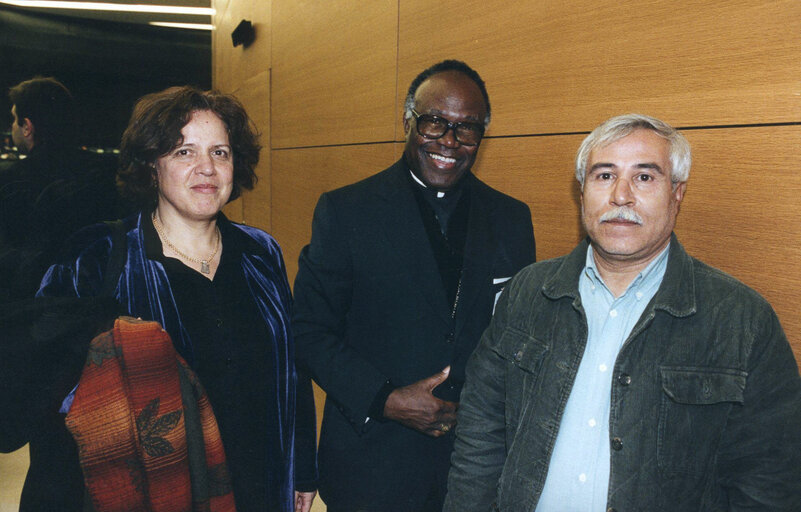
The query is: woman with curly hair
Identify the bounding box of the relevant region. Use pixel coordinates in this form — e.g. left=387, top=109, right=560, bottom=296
left=37, top=86, right=317, bottom=512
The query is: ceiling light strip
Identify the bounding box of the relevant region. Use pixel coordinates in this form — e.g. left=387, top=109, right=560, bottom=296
left=0, top=0, right=214, bottom=16
left=150, top=21, right=213, bottom=30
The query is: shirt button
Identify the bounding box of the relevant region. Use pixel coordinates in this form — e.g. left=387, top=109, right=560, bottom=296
left=588, top=418, right=597, bottom=428
left=599, top=364, right=608, bottom=372
left=578, top=473, right=587, bottom=483
left=611, top=437, right=623, bottom=451
left=609, top=309, right=618, bottom=318
left=618, top=373, right=632, bottom=386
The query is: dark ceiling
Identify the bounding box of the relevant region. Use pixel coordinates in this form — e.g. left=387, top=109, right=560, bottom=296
left=1, top=3, right=211, bottom=147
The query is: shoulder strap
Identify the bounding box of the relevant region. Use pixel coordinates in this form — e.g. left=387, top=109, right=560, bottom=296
left=100, top=220, right=127, bottom=298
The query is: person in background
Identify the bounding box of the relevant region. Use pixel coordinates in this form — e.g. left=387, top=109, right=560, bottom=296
left=0, top=77, right=125, bottom=301
left=444, top=113, right=801, bottom=511
left=34, top=86, right=318, bottom=512
left=292, top=60, right=535, bottom=512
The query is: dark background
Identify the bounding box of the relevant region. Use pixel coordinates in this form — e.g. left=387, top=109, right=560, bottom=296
left=1, top=5, right=211, bottom=149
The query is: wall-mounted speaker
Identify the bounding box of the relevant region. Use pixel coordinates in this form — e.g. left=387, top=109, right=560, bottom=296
left=231, top=20, right=255, bottom=48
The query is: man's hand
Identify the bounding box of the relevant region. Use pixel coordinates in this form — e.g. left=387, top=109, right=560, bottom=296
left=383, top=366, right=458, bottom=437
left=294, top=490, right=316, bottom=512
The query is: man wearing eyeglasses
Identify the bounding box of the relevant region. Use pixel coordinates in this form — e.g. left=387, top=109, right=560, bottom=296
left=293, top=60, right=535, bottom=512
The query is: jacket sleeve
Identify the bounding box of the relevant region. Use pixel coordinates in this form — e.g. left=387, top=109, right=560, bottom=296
left=716, top=305, right=801, bottom=509
left=292, top=193, right=390, bottom=431
left=444, top=278, right=517, bottom=512
left=293, top=368, right=319, bottom=491
left=513, top=200, right=536, bottom=266
left=36, top=223, right=114, bottom=299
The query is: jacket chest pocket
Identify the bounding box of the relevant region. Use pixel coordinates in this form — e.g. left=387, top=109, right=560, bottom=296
left=658, top=366, right=746, bottom=479
left=494, top=327, right=548, bottom=431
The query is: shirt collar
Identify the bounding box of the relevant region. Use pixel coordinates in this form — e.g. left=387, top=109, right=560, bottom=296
left=583, top=242, right=671, bottom=298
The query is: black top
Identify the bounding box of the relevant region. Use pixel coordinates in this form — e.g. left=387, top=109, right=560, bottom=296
left=143, top=215, right=283, bottom=512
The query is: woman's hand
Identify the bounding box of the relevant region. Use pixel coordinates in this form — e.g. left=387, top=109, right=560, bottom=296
left=295, top=490, right=317, bottom=512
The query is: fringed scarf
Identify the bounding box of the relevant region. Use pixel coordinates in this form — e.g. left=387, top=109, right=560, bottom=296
left=65, top=317, right=237, bottom=512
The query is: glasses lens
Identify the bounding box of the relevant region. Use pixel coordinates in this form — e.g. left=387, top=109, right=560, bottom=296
left=417, top=115, right=447, bottom=138
left=454, top=123, right=483, bottom=145
left=414, top=112, right=484, bottom=145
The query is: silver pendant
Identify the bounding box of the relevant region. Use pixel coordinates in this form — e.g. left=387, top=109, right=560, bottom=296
left=201, top=260, right=210, bottom=274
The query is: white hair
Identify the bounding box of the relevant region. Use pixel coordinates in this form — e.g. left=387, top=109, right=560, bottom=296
left=575, top=113, right=691, bottom=189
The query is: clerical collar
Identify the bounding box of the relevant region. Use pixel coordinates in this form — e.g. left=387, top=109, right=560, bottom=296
left=408, top=169, right=471, bottom=198
left=407, top=168, right=472, bottom=239
left=408, top=170, right=445, bottom=197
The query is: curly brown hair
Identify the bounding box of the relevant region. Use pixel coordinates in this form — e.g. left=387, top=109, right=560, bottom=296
left=118, top=86, right=261, bottom=208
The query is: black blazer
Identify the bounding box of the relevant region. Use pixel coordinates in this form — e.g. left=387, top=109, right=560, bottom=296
left=293, top=159, right=535, bottom=511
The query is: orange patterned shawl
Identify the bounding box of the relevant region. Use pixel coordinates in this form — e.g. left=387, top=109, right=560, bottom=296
left=65, top=317, right=237, bottom=512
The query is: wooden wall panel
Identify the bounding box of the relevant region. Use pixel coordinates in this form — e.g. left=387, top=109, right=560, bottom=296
left=474, top=135, right=586, bottom=261
left=235, top=71, right=272, bottom=229
left=212, top=0, right=271, bottom=95
left=398, top=0, right=801, bottom=136
left=271, top=0, right=399, bottom=148
left=271, top=143, right=402, bottom=283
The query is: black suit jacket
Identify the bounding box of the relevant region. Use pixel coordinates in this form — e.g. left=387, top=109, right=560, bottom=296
left=293, top=159, right=535, bottom=511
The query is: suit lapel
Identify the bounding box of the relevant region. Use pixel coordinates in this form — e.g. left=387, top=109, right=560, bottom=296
left=374, top=162, right=452, bottom=324
left=454, top=178, right=495, bottom=337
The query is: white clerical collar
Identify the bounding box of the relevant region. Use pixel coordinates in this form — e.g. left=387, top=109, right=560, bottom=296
left=409, top=170, right=446, bottom=198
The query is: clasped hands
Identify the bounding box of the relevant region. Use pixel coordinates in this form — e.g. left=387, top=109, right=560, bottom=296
left=382, top=366, right=458, bottom=437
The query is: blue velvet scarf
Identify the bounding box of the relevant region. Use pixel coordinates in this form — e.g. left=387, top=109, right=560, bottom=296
left=38, top=212, right=298, bottom=512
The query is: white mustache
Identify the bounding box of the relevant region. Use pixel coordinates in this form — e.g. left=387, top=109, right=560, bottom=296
left=600, top=207, right=643, bottom=225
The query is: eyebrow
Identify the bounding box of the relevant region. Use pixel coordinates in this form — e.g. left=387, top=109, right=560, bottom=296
left=426, top=109, right=483, bottom=123
left=175, top=142, right=231, bottom=148
left=589, top=162, right=665, bottom=174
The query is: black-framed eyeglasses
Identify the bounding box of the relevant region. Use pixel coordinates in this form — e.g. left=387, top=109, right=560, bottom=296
left=411, top=109, right=485, bottom=146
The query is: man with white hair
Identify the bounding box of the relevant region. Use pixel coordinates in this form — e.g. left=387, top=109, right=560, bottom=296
left=444, top=113, right=801, bottom=511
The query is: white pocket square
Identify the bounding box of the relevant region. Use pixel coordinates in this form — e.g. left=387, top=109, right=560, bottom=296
left=492, top=277, right=512, bottom=314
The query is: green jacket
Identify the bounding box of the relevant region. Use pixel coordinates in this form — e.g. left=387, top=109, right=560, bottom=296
left=445, top=235, right=801, bottom=511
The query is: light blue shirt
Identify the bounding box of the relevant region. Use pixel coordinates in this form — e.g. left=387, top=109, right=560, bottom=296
left=535, top=243, right=670, bottom=511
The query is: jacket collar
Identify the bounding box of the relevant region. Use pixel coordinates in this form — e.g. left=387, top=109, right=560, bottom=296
left=542, top=233, right=696, bottom=318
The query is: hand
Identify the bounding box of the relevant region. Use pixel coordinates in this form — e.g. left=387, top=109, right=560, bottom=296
left=382, top=366, right=458, bottom=437
left=294, top=490, right=317, bottom=512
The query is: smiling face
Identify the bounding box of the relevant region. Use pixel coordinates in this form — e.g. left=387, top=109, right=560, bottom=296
left=403, top=70, right=487, bottom=191
left=581, top=128, right=686, bottom=268
left=155, top=109, right=234, bottom=222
